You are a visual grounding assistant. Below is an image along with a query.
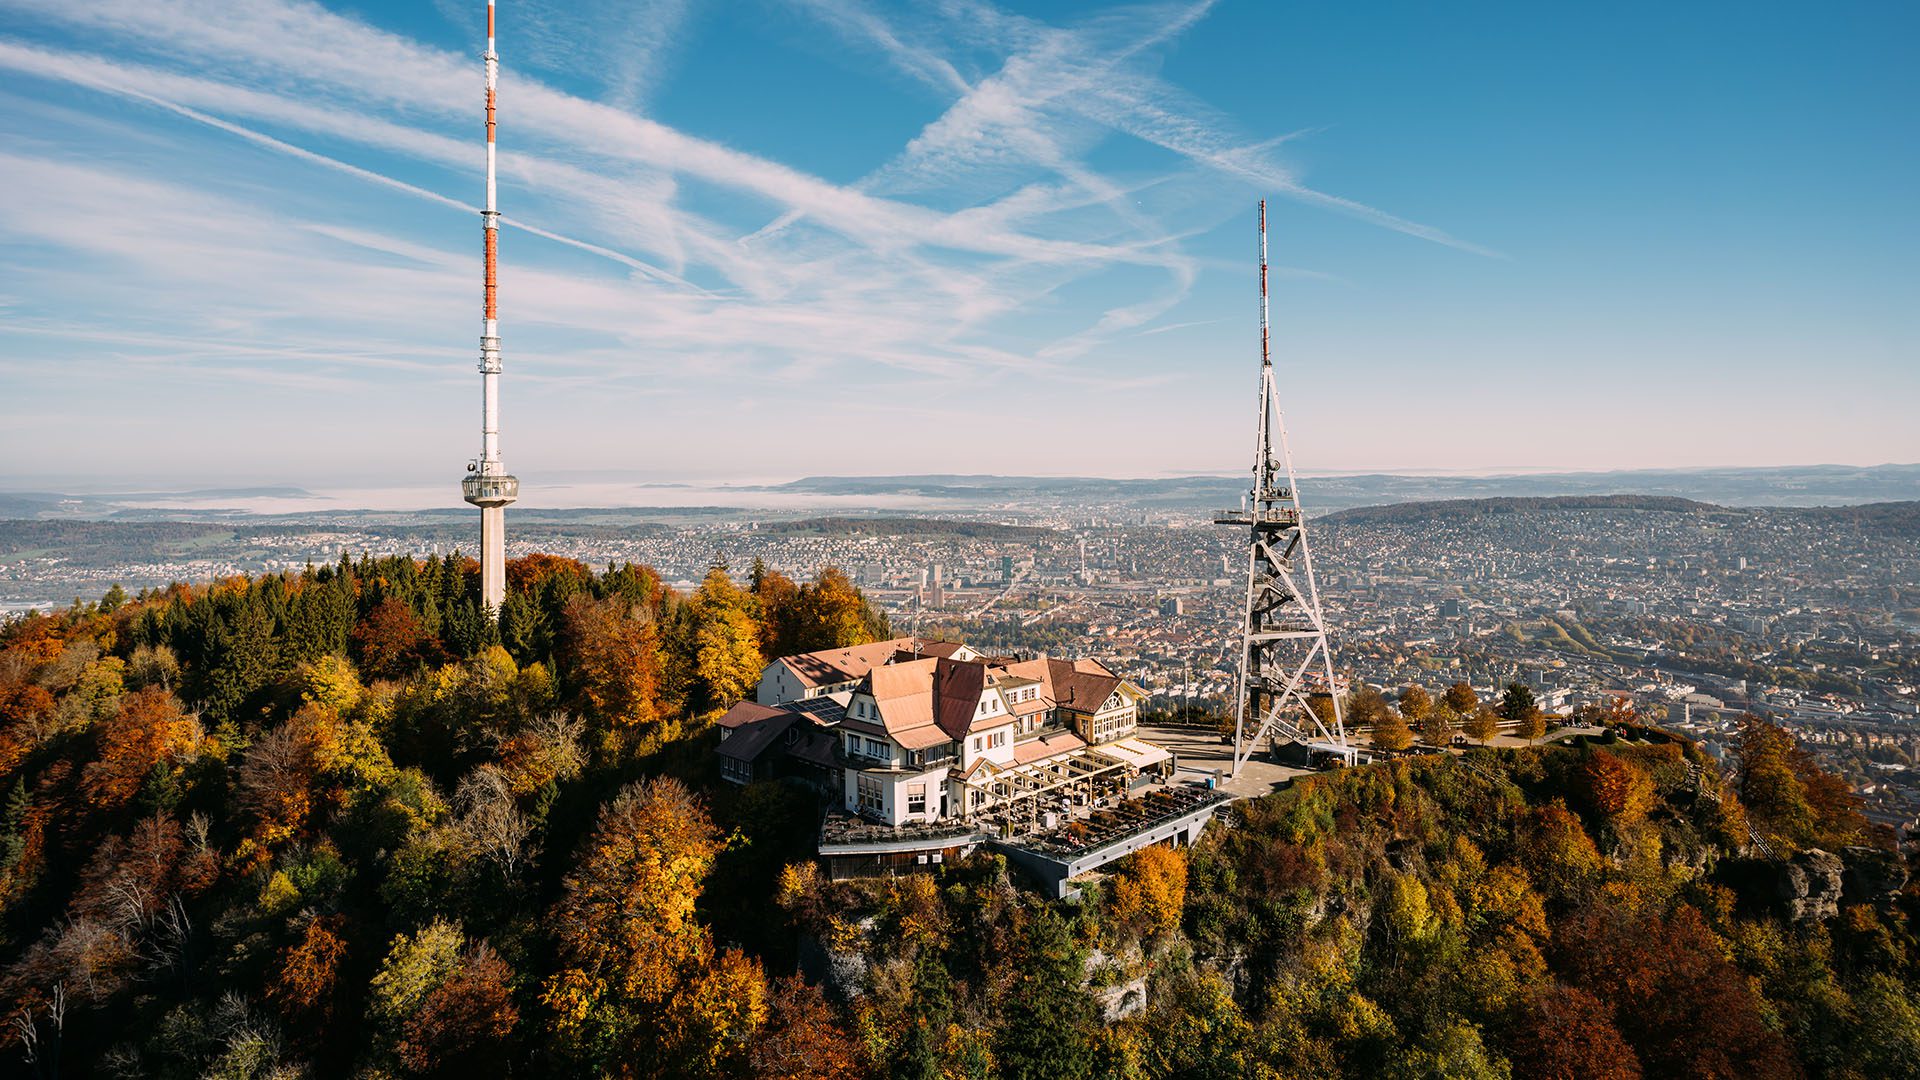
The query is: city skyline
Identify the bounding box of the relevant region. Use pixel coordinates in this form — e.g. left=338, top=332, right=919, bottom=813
left=2, top=0, right=1915, bottom=488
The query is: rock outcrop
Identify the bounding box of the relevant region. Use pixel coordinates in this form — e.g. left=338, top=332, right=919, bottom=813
left=1841, top=845, right=1909, bottom=907
left=1777, top=848, right=1844, bottom=922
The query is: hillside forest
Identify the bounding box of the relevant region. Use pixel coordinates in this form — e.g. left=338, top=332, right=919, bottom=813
left=0, top=553, right=1916, bottom=1078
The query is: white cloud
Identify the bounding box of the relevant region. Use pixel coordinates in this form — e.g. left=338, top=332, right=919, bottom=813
left=0, top=0, right=1502, bottom=482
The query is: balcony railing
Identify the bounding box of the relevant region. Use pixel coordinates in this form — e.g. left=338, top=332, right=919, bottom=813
left=1212, top=507, right=1299, bottom=527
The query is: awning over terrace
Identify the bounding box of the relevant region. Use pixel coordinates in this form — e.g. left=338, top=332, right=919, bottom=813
left=965, top=737, right=1174, bottom=824
left=1094, top=737, right=1172, bottom=771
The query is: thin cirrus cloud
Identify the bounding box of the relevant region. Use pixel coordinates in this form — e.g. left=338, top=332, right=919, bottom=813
left=0, top=0, right=1483, bottom=482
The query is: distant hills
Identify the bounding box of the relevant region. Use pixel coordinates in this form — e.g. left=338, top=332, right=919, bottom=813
left=1322, top=495, right=1920, bottom=538
left=4, top=463, right=1917, bottom=522
left=754, top=516, right=1055, bottom=540
left=774, top=463, right=1920, bottom=510
left=1323, top=495, right=1724, bottom=523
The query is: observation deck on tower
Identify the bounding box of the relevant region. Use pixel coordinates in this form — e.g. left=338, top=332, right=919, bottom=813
left=1211, top=505, right=1300, bottom=527
left=463, top=468, right=519, bottom=508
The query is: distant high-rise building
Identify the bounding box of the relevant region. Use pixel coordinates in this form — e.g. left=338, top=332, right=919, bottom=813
left=929, top=564, right=944, bottom=608
left=1001, top=555, right=1015, bottom=582
left=1161, top=597, right=1184, bottom=617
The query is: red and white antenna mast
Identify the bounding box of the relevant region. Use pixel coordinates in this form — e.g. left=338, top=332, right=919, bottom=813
left=462, top=0, right=519, bottom=615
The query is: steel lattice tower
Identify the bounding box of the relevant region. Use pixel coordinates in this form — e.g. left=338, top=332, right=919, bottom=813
left=1214, top=202, right=1352, bottom=776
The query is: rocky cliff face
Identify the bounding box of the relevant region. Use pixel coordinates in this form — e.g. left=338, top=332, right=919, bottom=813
left=1841, top=845, right=1909, bottom=906
left=1777, top=849, right=1845, bottom=922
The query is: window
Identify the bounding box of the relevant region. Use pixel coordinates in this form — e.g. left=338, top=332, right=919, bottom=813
left=857, top=774, right=884, bottom=815
left=972, top=736, right=982, bottom=752
left=906, top=784, right=926, bottom=814
left=865, top=738, right=888, bottom=761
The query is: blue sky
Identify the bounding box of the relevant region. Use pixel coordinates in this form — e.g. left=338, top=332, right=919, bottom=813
left=1, top=0, right=1914, bottom=494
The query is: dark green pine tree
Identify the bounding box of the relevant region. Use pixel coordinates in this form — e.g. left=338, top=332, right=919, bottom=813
left=894, top=951, right=957, bottom=1080
left=1499, top=682, right=1539, bottom=723
left=285, top=571, right=354, bottom=664
left=995, top=909, right=1099, bottom=1080
left=498, top=592, right=543, bottom=668
left=444, top=597, right=498, bottom=659
left=599, top=561, right=656, bottom=610
left=131, top=604, right=167, bottom=650
left=0, top=779, right=30, bottom=878
left=200, top=601, right=279, bottom=734
left=435, top=553, right=469, bottom=655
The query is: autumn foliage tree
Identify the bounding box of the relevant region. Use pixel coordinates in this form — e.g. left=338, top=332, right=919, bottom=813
left=782, top=567, right=887, bottom=656
left=1552, top=904, right=1798, bottom=1079
left=1465, top=705, right=1501, bottom=746
left=268, top=914, right=350, bottom=1020
left=396, top=943, right=520, bottom=1075
left=1505, top=983, right=1644, bottom=1080
left=559, top=594, right=661, bottom=732
left=1443, top=681, right=1479, bottom=715
left=80, top=687, right=200, bottom=812
left=749, top=974, right=868, bottom=1080
left=542, top=777, right=765, bottom=1074
left=1399, top=685, right=1433, bottom=722
left=1577, top=751, right=1654, bottom=826
left=669, top=567, right=766, bottom=719
left=1109, top=844, right=1188, bottom=941
left=1369, top=705, right=1413, bottom=754
left=352, top=597, right=435, bottom=681
left=1734, top=713, right=1864, bottom=850
left=1419, top=705, right=1456, bottom=749
left=236, top=709, right=327, bottom=857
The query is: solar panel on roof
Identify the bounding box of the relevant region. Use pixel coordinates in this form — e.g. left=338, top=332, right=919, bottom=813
left=790, top=697, right=847, bottom=723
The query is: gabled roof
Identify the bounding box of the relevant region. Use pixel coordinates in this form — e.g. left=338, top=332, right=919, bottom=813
left=1050, top=657, right=1124, bottom=714
left=890, top=639, right=970, bottom=665
left=777, top=636, right=920, bottom=689
left=772, top=636, right=969, bottom=689
left=867, top=657, right=946, bottom=749
left=956, top=757, right=1002, bottom=781
left=1002, top=658, right=1058, bottom=702
left=934, top=657, right=989, bottom=740
left=787, top=727, right=841, bottom=769
left=717, top=701, right=787, bottom=730
left=716, top=712, right=801, bottom=763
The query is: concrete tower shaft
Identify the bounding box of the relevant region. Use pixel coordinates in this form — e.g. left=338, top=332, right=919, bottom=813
left=462, top=0, right=518, bottom=614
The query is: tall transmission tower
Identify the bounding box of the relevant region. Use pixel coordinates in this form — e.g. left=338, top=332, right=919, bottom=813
left=461, top=0, right=519, bottom=615
left=1214, top=201, right=1352, bottom=776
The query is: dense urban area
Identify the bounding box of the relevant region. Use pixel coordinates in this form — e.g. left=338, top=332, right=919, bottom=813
left=6, top=491, right=1918, bottom=836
